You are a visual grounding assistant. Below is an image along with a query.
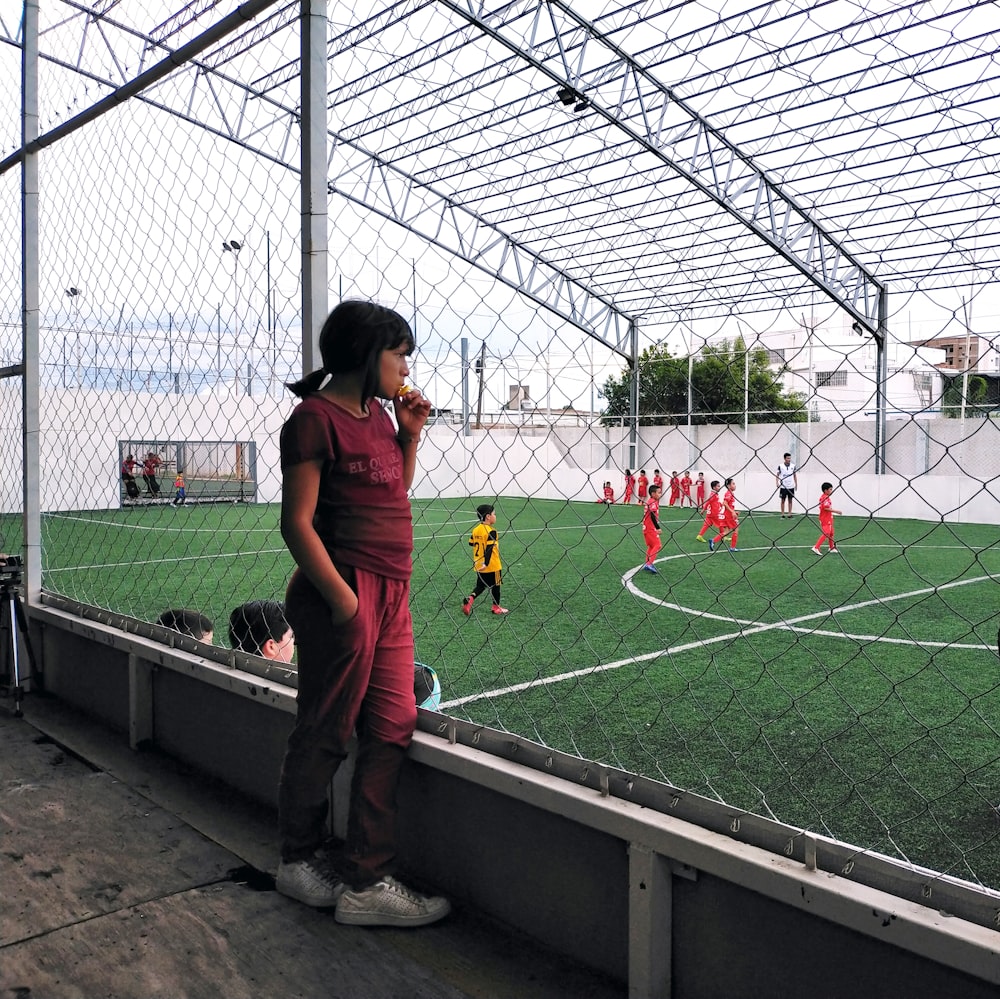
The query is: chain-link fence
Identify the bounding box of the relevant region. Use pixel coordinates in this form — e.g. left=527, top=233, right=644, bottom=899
left=4, top=1, right=1000, bottom=899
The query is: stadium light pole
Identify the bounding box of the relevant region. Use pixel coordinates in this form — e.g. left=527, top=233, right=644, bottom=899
left=64, top=286, right=81, bottom=387
left=222, top=239, right=242, bottom=393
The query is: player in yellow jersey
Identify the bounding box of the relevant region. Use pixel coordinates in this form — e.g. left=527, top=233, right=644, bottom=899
left=462, top=503, right=509, bottom=615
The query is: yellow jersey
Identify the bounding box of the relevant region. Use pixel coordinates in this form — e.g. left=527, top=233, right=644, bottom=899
left=470, top=521, right=502, bottom=573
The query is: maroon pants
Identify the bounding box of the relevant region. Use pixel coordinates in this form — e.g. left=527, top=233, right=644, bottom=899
left=278, top=566, right=417, bottom=888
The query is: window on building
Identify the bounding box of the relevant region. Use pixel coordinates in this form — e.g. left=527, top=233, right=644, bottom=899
left=816, top=370, right=848, bottom=388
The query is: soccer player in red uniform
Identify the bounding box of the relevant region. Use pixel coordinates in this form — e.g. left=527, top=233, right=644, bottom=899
left=695, top=480, right=722, bottom=543
left=652, top=469, right=663, bottom=493
left=667, top=471, right=681, bottom=506
left=637, top=469, right=648, bottom=504
left=141, top=452, right=163, bottom=497
left=641, top=483, right=663, bottom=573
left=602, top=481, right=615, bottom=504
left=812, top=483, right=842, bottom=554
left=623, top=469, right=636, bottom=504
left=680, top=471, right=693, bottom=507
left=710, top=478, right=740, bottom=551
left=695, top=472, right=706, bottom=509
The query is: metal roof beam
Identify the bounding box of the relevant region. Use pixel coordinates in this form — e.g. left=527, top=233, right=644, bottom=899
left=438, top=0, right=886, bottom=336
left=0, top=2, right=634, bottom=358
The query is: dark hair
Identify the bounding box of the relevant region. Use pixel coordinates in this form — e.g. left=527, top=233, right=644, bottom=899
left=286, top=300, right=414, bottom=403
left=710, top=480, right=720, bottom=489
left=726, top=477, right=736, bottom=488
left=648, top=483, right=662, bottom=495
left=784, top=452, right=792, bottom=459
left=228, top=600, right=289, bottom=655
left=156, top=608, right=213, bottom=641
left=822, top=481, right=833, bottom=491
left=476, top=503, right=495, bottom=520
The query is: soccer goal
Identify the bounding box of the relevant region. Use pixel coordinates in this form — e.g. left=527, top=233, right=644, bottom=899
left=118, top=440, right=257, bottom=505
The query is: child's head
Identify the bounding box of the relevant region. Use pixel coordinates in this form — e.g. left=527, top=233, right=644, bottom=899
left=288, top=300, right=414, bottom=402
left=821, top=481, right=834, bottom=494
left=649, top=484, right=662, bottom=498
left=156, top=608, right=214, bottom=644
left=697, top=471, right=704, bottom=479
left=476, top=503, right=496, bottom=523
left=710, top=480, right=720, bottom=490
left=684, top=470, right=690, bottom=475
left=640, top=469, right=646, bottom=474
left=726, top=477, right=736, bottom=489
left=229, top=600, right=295, bottom=662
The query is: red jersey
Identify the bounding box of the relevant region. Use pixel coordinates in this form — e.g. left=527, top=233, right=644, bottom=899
left=280, top=395, right=412, bottom=580
left=819, top=493, right=834, bottom=524
left=705, top=491, right=722, bottom=524
left=142, top=454, right=162, bottom=476
left=722, top=488, right=738, bottom=525
left=603, top=485, right=615, bottom=502
left=643, top=496, right=660, bottom=534
left=680, top=475, right=692, bottom=496
left=652, top=473, right=663, bottom=490
left=696, top=479, right=706, bottom=504
left=637, top=474, right=648, bottom=498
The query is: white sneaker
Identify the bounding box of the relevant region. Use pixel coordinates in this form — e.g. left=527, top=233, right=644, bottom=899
left=276, top=855, right=345, bottom=908
left=335, top=875, right=451, bottom=927
left=811, top=547, right=822, bottom=555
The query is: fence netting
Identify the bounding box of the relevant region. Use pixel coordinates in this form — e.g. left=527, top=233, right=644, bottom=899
left=3, top=1, right=1000, bottom=899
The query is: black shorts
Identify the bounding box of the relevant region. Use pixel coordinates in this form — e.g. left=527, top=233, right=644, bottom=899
left=779, top=487, right=795, bottom=501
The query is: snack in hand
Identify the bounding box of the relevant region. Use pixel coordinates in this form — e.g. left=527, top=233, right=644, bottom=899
left=398, top=384, right=412, bottom=396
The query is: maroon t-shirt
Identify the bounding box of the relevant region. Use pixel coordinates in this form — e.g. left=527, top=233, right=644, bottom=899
left=280, top=395, right=412, bottom=580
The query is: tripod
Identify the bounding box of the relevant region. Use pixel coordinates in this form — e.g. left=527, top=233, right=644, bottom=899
left=0, top=570, right=39, bottom=718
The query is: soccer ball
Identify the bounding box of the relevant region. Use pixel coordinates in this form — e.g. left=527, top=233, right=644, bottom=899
left=415, top=662, right=441, bottom=710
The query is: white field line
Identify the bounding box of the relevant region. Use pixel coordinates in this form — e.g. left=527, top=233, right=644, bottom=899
left=441, top=559, right=999, bottom=709
left=46, top=547, right=290, bottom=573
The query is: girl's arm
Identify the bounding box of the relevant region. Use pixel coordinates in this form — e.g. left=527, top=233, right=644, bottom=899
left=393, top=390, right=432, bottom=489
left=280, top=460, right=358, bottom=624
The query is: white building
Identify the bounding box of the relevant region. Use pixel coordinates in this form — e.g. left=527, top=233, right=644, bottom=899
left=724, top=316, right=947, bottom=422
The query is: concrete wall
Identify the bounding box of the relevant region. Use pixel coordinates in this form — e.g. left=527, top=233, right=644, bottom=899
left=25, top=603, right=1000, bottom=998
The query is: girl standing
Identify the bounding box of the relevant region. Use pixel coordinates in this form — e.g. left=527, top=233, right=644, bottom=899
left=275, top=300, right=449, bottom=927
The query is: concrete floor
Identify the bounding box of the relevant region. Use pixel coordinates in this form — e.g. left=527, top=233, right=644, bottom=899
left=1, top=695, right=626, bottom=999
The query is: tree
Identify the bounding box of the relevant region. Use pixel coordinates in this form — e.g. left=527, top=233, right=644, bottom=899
left=601, top=337, right=806, bottom=426
left=941, top=372, right=989, bottom=417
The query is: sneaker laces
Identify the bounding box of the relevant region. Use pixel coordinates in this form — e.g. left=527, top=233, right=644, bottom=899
left=308, top=853, right=343, bottom=889
left=380, top=875, right=424, bottom=904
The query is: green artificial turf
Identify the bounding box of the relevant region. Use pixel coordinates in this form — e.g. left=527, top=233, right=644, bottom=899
left=17, top=496, right=1000, bottom=888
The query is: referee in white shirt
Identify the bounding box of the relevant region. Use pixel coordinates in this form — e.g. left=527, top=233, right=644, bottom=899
left=776, top=452, right=798, bottom=517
